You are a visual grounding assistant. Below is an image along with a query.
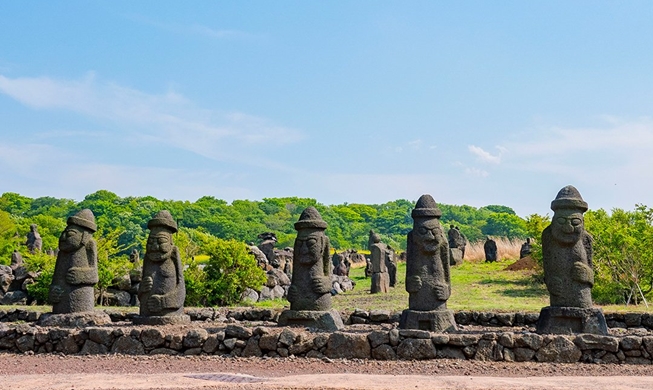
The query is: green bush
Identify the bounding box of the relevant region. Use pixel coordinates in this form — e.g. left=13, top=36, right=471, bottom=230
left=203, top=238, right=267, bottom=306
left=24, top=252, right=56, bottom=304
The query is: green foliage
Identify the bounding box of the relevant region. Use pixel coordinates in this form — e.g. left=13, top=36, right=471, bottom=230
left=585, top=205, right=653, bottom=305
left=481, top=212, right=528, bottom=239
left=524, top=213, right=550, bottom=265
left=203, top=238, right=267, bottom=306
left=95, top=228, right=132, bottom=305
left=24, top=252, right=56, bottom=304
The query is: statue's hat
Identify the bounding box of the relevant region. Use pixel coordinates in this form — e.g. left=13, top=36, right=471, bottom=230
left=294, top=206, right=327, bottom=230
left=67, top=209, right=97, bottom=232
left=411, top=194, right=442, bottom=218
left=147, top=210, right=178, bottom=233
left=551, top=185, right=588, bottom=212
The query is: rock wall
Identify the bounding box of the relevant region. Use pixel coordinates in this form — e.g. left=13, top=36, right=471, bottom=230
left=1, top=322, right=652, bottom=364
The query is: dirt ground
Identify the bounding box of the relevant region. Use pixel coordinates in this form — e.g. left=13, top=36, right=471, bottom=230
left=1, top=354, right=653, bottom=390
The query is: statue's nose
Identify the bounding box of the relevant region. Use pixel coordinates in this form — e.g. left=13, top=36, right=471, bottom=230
left=562, top=224, right=574, bottom=233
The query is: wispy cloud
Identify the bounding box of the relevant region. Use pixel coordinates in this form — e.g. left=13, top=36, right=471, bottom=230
left=0, top=73, right=304, bottom=168
left=468, top=145, right=503, bottom=164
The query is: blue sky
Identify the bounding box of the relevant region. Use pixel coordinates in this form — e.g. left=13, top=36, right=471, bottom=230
left=1, top=1, right=653, bottom=217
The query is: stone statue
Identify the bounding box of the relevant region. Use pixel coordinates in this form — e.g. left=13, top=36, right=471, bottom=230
left=49, top=209, right=99, bottom=314
left=386, top=245, right=398, bottom=287
left=278, top=207, right=344, bottom=330
left=25, top=224, right=43, bottom=254
left=483, top=237, right=498, bottom=262
left=520, top=238, right=532, bottom=258
left=400, top=194, right=456, bottom=332
left=448, top=226, right=466, bottom=266
left=134, top=210, right=189, bottom=325
left=10, top=250, right=23, bottom=270
left=368, top=230, right=390, bottom=293
left=536, top=185, right=607, bottom=335
left=454, top=226, right=468, bottom=258
left=257, top=232, right=277, bottom=267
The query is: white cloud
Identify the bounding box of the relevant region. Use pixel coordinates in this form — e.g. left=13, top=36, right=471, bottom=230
left=464, top=167, right=489, bottom=177
left=0, top=73, right=304, bottom=168
left=468, top=145, right=502, bottom=164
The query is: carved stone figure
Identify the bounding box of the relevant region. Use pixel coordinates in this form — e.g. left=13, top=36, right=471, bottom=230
left=134, top=210, right=189, bottom=325
left=455, top=226, right=468, bottom=258
left=386, top=245, right=398, bottom=287
left=400, top=194, right=457, bottom=332
left=520, top=238, right=532, bottom=258
left=278, top=207, right=344, bottom=330
left=10, top=250, right=23, bottom=269
left=368, top=230, right=390, bottom=293
left=536, top=185, right=607, bottom=335
left=332, top=251, right=350, bottom=276
left=257, top=232, right=277, bottom=266
left=25, top=224, right=42, bottom=254
left=48, top=209, right=99, bottom=313
left=484, top=237, right=498, bottom=262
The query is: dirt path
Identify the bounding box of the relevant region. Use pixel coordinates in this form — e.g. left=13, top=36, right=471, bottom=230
left=1, top=354, right=652, bottom=390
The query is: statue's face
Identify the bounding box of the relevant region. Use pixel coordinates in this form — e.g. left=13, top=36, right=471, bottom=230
left=295, top=229, right=324, bottom=264
left=413, top=218, right=443, bottom=254
left=146, top=229, right=173, bottom=262
left=59, top=225, right=85, bottom=252
left=551, top=209, right=584, bottom=245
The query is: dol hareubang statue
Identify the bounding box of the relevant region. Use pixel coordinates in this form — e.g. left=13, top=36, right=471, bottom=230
left=133, top=210, right=189, bottom=325
left=536, top=185, right=607, bottom=335
left=278, top=207, right=344, bottom=330
left=399, top=194, right=457, bottom=332
left=39, top=209, right=111, bottom=327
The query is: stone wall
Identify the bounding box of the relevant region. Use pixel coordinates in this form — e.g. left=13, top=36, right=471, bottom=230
left=3, top=308, right=653, bottom=331
left=1, top=322, right=652, bottom=364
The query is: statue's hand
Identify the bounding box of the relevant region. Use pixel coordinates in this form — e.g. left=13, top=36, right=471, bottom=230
left=572, top=262, right=594, bottom=285
left=49, top=285, right=64, bottom=303
left=312, top=276, right=332, bottom=295
left=140, top=276, right=153, bottom=293
left=287, top=284, right=299, bottom=303
left=547, top=276, right=564, bottom=296
left=147, top=294, right=163, bottom=313
left=406, top=275, right=422, bottom=293
left=433, top=282, right=451, bottom=301
left=66, top=267, right=82, bottom=284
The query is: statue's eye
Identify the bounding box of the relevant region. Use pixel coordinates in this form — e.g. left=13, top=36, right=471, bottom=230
left=556, top=217, right=567, bottom=224
left=158, top=238, right=169, bottom=245
left=307, top=238, right=317, bottom=247
left=418, top=227, right=428, bottom=235
left=571, top=218, right=582, bottom=226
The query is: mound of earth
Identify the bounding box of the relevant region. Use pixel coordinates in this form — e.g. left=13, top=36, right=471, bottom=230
left=504, top=255, right=538, bottom=271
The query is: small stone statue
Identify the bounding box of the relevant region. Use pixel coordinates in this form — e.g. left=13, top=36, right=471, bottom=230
left=484, top=237, right=498, bottom=262
left=49, top=209, right=99, bottom=314
left=386, top=245, right=397, bottom=287
left=10, top=250, right=23, bottom=270
left=25, top=224, right=43, bottom=254
left=455, top=226, right=468, bottom=258
left=520, top=238, right=532, bottom=258
left=536, top=185, right=607, bottom=335
left=257, top=232, right=277, bottom=267
left=278, top=207, right=343, bottom=330
left=400, top=194, right=456, bottom=332
left=134, top=210, right=189, bottom=325
left=368, top=230, right=390, bottom=293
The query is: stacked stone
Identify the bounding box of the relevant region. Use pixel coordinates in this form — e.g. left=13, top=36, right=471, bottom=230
left=0, top=250, right=38, bottom=305
left=368, top=230, right=390, bottom=294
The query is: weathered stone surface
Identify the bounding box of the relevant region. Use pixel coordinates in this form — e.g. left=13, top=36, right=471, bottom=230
left=483, top=238, right=498, bottom=262
left=140, top=328, right=165, bottom=349
left=277, top=329, right=297, bottom=347
left=513, top=347, right=536, bottom=362
left=277, top=309, right=344, bottom=331
left=448, top=334, right=481, bottom=347
left=225, top=325, right=253, bottom=340
left=431, top=334, right=450, bottom=345
left=16, top=334, right=34, bottom=352
left=621, top=336, right=643, bottom=351
left=397, top=338, right=436, bottom=360
left=286, top=207, right=332, bottom=312
left=59, top=336, right=80, bottom=354
left=438, top=346, right=466, bottom=360
left=0, top=290, right=27, bottom=305
left=400, top=309, right=456, bottom=332
left=514, top=333, right=543, bottom=350
left=183, top=329, right=208, bottom=348
left=498, top=333, right=514, bottom=348
left=202, top=335, right=219, bottom=353
left=573, top=334, right=619, bottom=352
left=288, top=339, right=314, bottom=355
left=368, top=230, right=390, bottom=294
left=369, top=309, right=391, bottom=322
left=372, top=344, right=396, bottom=360
left=137, top=211, right=186, bottom=323
left=537, top=306, right=608, bottom=335
left=449, top=247, right=464, bottom=266
left=475, top=339, right=499, bottom=361
left=398, top=329, right=431, bottom=339
left=38, top=311, right=111, bottom=327
left=535, top=336, right=582, bottom=363
left=49, top=209, right=98, bottom=314
left=80, top=340, right=108, bottom=355
left=26, top=224, right=43, bottom=254
left=242, top=337, right=263, bottom=357
left=259, top=333, right=280, bottom=351
left=223, top=338, right=237, bottom=350
left=325, top=332, right=371, bottom=359
left=111, top=336, right=145, bottom=355
left=368, top=331, right=390, bottom=348
left=150, top=348, right=178, bottom=355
